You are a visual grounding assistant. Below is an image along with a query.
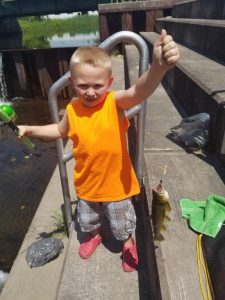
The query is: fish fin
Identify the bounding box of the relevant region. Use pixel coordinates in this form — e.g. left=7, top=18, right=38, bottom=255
left=165, top=215, right=171, bottom=222
left=165, top=203, right=172, bottom=212
left=154, top=234, right=165, bottom=242
left=160, top=224, right=166, bottom=231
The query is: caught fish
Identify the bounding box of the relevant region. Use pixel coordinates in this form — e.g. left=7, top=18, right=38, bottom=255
left=152, top=180, right=171, bottom=241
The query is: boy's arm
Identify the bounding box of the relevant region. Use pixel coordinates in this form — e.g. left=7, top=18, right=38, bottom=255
left=114, top=29, right=179, bottom=109
left=18, top=112, right=69, bottom=140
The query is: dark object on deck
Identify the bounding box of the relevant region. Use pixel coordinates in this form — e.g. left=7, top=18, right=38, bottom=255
left=203, top=226, right=225, bottom=300
left=170, top=113, right=210, bottom=151
left=26, top=237, right=64, bottom=267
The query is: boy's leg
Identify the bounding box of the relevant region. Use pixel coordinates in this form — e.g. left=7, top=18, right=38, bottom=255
left=77, top=199, right=103, bottom=259
left=103, top=198, right=138, bottom=272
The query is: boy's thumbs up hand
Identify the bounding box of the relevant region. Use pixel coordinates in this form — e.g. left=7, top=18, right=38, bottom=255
left=152, top=29, right=179, bottom=71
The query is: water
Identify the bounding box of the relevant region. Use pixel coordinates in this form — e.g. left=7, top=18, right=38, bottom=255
left=0, top=270, right=8, bottom=292
left=0, top=13, right=95, bottom=283
left=0, top=14, right=99, bottom=50
left=47, top=32, right=99, bottom=48
left=0, top=53, right=7, bottom=99
left=0, top=99, right=69, bottom=272
left=0, top=30, right=99, bottom=50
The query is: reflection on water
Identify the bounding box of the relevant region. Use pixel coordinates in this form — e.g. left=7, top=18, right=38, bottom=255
left=18, top=15, right=99, bottom=49
left=0, top=15, right=99, bottom=50
left=0, top=99, right=69, bottom=272
left=0, top=53, right=7, bottom=99
left=0, top=30, right=99, bottom=50
left=0, top=14, right=97, bottom=273
left=47, top=32, right=99, bottom=48
left=0, top=270, right=8, bottom=292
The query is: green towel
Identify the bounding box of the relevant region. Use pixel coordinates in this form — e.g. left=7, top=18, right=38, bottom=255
left=180, top=194, right=225, bottom=238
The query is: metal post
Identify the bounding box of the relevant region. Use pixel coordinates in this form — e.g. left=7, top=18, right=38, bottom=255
left=48, top=74, right=73, bottom=232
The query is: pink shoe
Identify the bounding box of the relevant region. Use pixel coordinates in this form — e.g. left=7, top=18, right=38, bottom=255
left=122, top=238, right=138, bottom=272
left=79, top=235, right=102, bottom=259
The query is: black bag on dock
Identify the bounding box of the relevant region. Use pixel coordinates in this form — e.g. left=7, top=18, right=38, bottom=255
left=170, top=113, right=210, bottom=151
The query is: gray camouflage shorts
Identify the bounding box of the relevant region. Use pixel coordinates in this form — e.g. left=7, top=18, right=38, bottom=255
left=77, top=198, right=136, bottom=241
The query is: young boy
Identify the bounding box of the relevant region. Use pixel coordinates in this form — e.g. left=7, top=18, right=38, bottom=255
left=18, top=29, right=179, bottom=272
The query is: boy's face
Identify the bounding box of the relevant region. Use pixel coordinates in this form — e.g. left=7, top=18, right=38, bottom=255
left=70, top=64, right=113, bottom=107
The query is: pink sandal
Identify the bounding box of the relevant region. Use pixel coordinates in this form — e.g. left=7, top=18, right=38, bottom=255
left=79, top=235, right=102, bottom=259
left=122, top=238, right=138, bottom=272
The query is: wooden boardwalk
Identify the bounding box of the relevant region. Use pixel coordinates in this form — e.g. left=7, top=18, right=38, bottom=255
left=125, top=44, right=225, bottom=299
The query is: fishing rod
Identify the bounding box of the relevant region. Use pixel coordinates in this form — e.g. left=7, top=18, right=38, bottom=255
left=0, top=104, right=35, bottom=150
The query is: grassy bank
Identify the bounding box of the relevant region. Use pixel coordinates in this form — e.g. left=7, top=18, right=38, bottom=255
left=18, top=15, right=99, bottom=48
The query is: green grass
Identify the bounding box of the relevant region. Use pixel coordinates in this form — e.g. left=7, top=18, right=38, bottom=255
left=50, top=210, right=67, bottom=239
left=18, top=15, right=99, bottom=48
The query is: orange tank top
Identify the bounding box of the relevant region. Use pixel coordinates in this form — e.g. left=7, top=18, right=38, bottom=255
left=66, top=91, right=140, bottom=202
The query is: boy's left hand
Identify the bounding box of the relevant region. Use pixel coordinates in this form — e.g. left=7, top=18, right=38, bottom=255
left=152, top=29, right=179, bottom=71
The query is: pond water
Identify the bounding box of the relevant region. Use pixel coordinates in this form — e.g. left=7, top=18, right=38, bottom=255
left=0, top=53, right=7, bottom=99
left=1, top=31, right=99, bottom=50
left=47, top=31, right=99, bottom=48
left=0, top=99, right=69, bottom=273
left=0, top=13, right=98, bottom=286
left=0, top=14, right=100, bottom=50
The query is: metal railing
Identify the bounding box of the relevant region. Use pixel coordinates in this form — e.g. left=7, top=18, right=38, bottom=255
left=48, top=31, right=149, bottom=231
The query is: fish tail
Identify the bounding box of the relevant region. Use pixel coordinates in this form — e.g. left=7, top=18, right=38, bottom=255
left=160, top=224, right=166, bottom=231
left=154, top=234, right=165, bottom=242
left=165, top=202, right=172, bottom=212
left=165, top=215, right=171, bottom=222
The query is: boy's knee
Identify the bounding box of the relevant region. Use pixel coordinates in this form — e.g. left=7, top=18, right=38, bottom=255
left=77, top=213, right=101, bottom=232
left=124, top=210, right=136, bottom=235
left=109, top=204, right=136, bottom=241
left=77, top=200, right=102, bottom=232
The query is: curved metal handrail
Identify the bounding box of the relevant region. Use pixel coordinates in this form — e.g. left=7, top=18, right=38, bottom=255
left=48, top=31, right=149, bottom=231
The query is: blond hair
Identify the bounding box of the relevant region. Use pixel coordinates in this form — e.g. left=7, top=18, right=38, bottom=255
left=70, top=46, right=112, bottom=77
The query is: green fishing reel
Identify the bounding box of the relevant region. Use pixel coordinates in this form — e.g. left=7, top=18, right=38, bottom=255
left=0, top=104, right=35, bottom=150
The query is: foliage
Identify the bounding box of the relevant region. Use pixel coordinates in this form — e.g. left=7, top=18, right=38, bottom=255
left=51, top=210, right=67, bottom=239
left=18, top=15, right=99, bottom=49
left=110, top=48, right=121, bottom=56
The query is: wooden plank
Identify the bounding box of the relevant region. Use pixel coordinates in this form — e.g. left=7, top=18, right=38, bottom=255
left=57, top=49, right=72, bottom=99
left=121, top=12, right=133, bottom=31
left=99, top=14, right=110, bottom=41
left=146, top=10, right=155, bottom=32
left=146, top=10, right=164, bottom=33
left=124, top=44, right=225, bottom=298
left=57, top=226, right=140, bottom=300
left=2, top=52, right=18, bottom=97
left=11, top=52, right=31, bottom=97
left=98, top=0, right=173, bottom=14
left=154, top=9, right=164, bottom=19
left=145, top=151, right=225, bottom=300
left=34, top=52, right=53, bottom=98
left=24, top=52, right=42, bottom=97
left=144, top=81, right=225, bottom=299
